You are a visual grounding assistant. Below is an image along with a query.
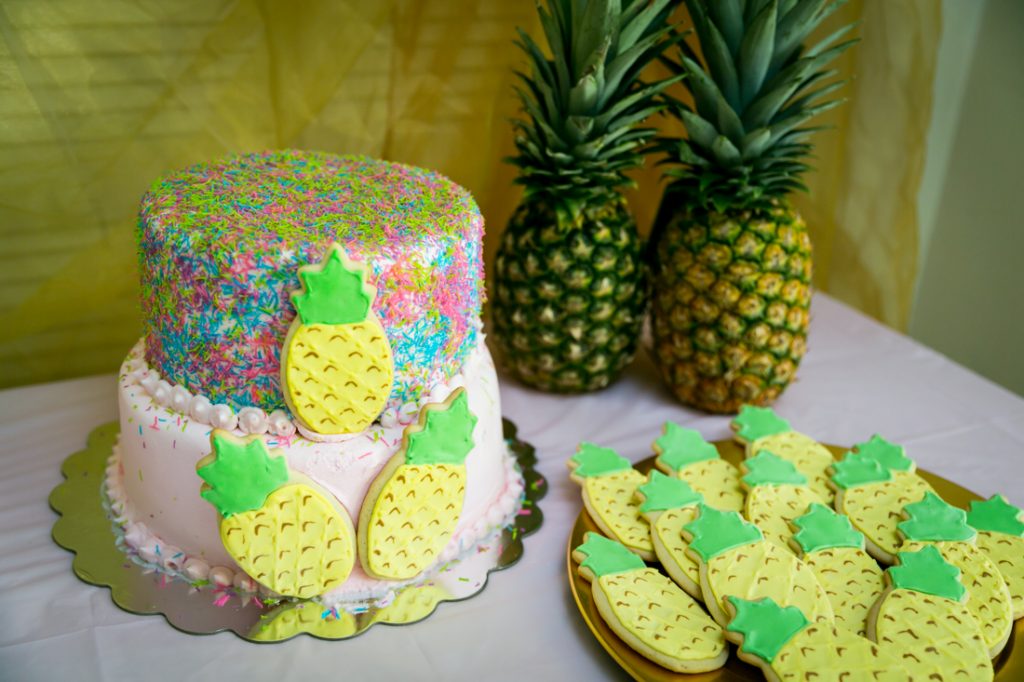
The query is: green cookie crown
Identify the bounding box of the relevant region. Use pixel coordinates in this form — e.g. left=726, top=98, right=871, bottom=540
left=197, top=431, right=289, bottom=517
left=636, top=470, right=703, bottom=513
left=570, top=442, right=632, bottom=477
left=726, top=596, right=809, bottom=663
left=653, top=422, right=720, bottom=471
left=684, top=504, right=763, bottom=562
left=292, top=243, right=374, bottom=325
left=732, top=405, right=790, bottom=441
left=575, top=532, right=645, bottom=577
left=404, top=388, right=477, bottom=466
left=888, top=545, right=965, bottom=602
left=742, top=450, right=807, bottom=487
left=967, top=495, right=1024, bottom=537
left=898, top=492, right=975, bottom=543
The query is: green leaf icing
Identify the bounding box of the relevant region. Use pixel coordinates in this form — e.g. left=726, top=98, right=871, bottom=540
left=732, top=405, right=790, bottom=441
left=830, top=453, right=892, bottom=489
left=967, top=495, right=1024, bottom=537
left=291, top=244, right=373, bottom=325
left=570, top=442, right=632, bottom=478
left=726, top=596, right=809, bottom=663
left=898, top=492, right=975, bottom=542
left=575, top=532, right=645, bottom=577
left=197, top=432, right=289, bottom=517
left=653, top=422, right=720, bottom=471
left=741, top=451, right=807, bottom=487
left=637, top=471, right=703, bottom=513
left=404, top=388, right=477, bottom=466
left=853, top=434, right=914, bottom=472
left=684, top=505, right=763, bottom=562
left=791, top=503, right=864, bottom=553
left=889, top=545, right=965, bottom=602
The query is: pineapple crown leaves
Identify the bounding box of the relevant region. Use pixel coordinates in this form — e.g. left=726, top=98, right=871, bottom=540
left=509, top=0, right=683, bottom=215
left=725, top=596, right=809, bottom=664
left=888, top=545, right=966, bottom=602
left=655, top=0, right=859, bottom=213
left=196, top=431, right=289, bottom=517
left=569, top=442, right=632, bottom=478
left=636, top=470, right=703, bottom=513
left=897, top=492, right=976, bottom=543
left=291, top=243, right=375, bottom=325
left=683, top=504, right=763, bottom=562
left=741, top=450, right=807, bottom=487
left=574, top=531, right=646, bottom=577
left=790, top=503, right=863, bottom=554
left=852, top=434, right=915, bottom=473
left=967, top=495, right=1024, bottom=537
left=403, top=388, right=478, bottom=466
left=731, top=405, right=790, bottom=442
left=829, top=452, right=892, bottom=490
left=652, top=421, right=720, bottom=471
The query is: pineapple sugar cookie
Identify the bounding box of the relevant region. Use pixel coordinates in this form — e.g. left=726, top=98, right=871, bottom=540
left=653, top=422, right=744, bottom=512
left=197, top=431, right=356, bottom=598
left=281, top=243, right=394, bottom=438
left=740, top=451, right=824, bottom=554
left=358, top=388, right=477, bottom=581
left=573, top=532, right=728, bottom=674
left=968, top=494, right=1024, bottom=620
left=634, top=470, right=704, bottom=599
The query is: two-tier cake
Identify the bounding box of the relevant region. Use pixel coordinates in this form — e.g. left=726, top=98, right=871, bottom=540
left=105, top=150, right=524, bottom=609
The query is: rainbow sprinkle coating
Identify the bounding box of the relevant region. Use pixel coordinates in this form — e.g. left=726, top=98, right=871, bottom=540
left=138, top=150, right=483, bottom=412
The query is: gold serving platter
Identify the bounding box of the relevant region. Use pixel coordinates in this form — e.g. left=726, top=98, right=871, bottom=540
left=567, top=439, right=1022, bottom=681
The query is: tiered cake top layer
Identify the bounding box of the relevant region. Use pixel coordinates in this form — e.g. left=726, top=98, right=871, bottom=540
left=138, top=151, right=484, bottom=412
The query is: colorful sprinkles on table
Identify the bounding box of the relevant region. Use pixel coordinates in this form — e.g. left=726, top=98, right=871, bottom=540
left=138, top=150, right=484, bottom=413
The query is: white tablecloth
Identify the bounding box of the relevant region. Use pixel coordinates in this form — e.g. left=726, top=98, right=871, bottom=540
left=1, top=293, right=1022, bottom=681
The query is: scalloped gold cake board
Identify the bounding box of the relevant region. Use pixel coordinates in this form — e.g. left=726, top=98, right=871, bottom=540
left=567, top=440, right=1022, bottom=681
left=50, top=419, right=545, bottom=642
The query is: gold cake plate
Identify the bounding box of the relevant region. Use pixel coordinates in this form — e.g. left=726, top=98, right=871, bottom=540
left=50, top=419, right=545, bottom=642
left=567, top=439, right=1022, bottom=680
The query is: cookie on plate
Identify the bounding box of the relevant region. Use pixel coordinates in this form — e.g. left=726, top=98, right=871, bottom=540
left=740, top=451, right=825, bottom=554
left=653, top=422, right=744, bottom=512
left=635, top=470, right=704, bottom=599
left=968, top=494, right=1024, bottom=620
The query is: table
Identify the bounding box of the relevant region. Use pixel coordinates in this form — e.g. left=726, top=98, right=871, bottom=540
left=2, top=293, right=1022, bottom=681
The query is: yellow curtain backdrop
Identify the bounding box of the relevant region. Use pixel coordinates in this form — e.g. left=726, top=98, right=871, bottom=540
left=0, top=0, right=940, bottom=389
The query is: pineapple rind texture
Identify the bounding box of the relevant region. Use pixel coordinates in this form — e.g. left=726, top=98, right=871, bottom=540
left=583, top=469, right=654, bottom=558
left=802, top=547, right=885, bottom=637
left=493, top=200, right=645, bottom=393
left=650, top=208, right=811, bottom=414
left=871, top=589, right=993, bottom=680
left=651, top=507, right=701, bottom=597
left=677, top=459, right=744, bottom=512
left=220, top=483, right=355, bottom=599
left=975, top=530, right=1024, bottom=619
left=749, top=432, right=834, bottom=505
left=744, top=485, right=824, bottom=554
left=595, top=568, right=726, bottom=667
left=284, top=320, right=393, bottom=434
left=703, top=541, right=833, bottom=626
left=770, top=623, right=905, bottom=682
left=365, top=463, right=465, bottom=581
left=900, top=540, right=1013, bottom=656
left=836, top=473, right=934, bottom=562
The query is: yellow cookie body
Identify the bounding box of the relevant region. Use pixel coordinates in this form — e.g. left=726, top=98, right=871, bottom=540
left=748, top=431, right=834, bottom=504
left=677, top=458, right=744, bottom=512
left=593, top=568, right=728, bottom=673
left=802, top=546, right=885, bottom=636
left=761, top=622, right=906, bottom=682
left=700, top=540, right=833, bottom=627
left=582, top=469, right=654, bottom=559
left=220, top=482, right=355, bottom=599
left=834, top=472, right=934, bottom=562
left=744, top=485, right=823, bottom=554
left=282, top=317, right=393, bottom=435
left=900, top=539, right=1013, bottom=656
left=646, top=507, right=701, bottom=599
left=974, top=530, right=1024, bottom=619
left=869, top=587, right=993, bottom=680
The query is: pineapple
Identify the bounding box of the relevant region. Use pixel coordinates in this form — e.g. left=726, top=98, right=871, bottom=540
left=681, top=504, right=833, bottom=627
left=573, top=532, right=728, bottom=673
left=281, top=243, right=393, bottom=436
left=740, top=450, right=824, bottom=553
left=732, top=405, right=834, bottom=504
left=868, top=545, right=993, bottom=680
left=635, top=470, right=704, bottom=599
left=897, top=492, right=1013, bottom=657
left=724, top=596, right=905, bottom=681
left=249, top=602, right=357, bottom=642
left=829, top=453, right=933, bottom=563
left=967, top=494, right=1024, bottom=620
left=789, top=503, right=884, bottom=636
left=197, top=431, right=356, bottom=598
left=569, top=442, right=653, bottom=559
left=492, top=0, right=679, bottom=393
left=358, top=388, right=477, bottom=580
left=652, top=421, right=744, bottom=511
left=649, top=0, right=857, bottom=413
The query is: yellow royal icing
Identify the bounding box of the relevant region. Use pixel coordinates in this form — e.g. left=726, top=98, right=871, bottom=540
left=678, top=458, right=745, bottom=512
left=744, top=485, right=823, bottom=554
left=749, top=432, right=834, bottom=504
left=837, top=472, right=933, bottom=559
left=974, top=531, right=1024, bottom=619
left=584, top=470, right=654, bottom=557
left=802, top=546, right=884, bottom=636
